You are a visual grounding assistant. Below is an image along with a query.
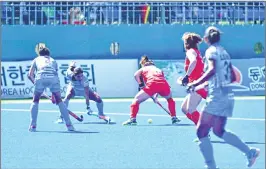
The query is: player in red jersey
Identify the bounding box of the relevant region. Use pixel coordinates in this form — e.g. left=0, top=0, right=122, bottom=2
left=122, top=55, right=180, bottom=125
left=178, top=32, right=208, bottom=125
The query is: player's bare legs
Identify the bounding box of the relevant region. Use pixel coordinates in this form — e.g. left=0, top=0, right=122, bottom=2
left=88, top=88, right=104, bottom=116
left=30, top=91, right=74, bottom=131
left=87, top=88, right=111, bottom=123
left=181, top=92, right=202, bottom=125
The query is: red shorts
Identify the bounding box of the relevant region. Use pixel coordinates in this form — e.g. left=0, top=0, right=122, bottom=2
left=143, top=82, right=170, bottom=97
left=196, top=88, right=208, bottom=99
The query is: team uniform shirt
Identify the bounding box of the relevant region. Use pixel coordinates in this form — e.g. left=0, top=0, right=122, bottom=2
left=64, top=68, right=102, bottom=103
left=31, top=56, right=58, bottom=80
left=203, top=43, right=234, bottom=117
left=141, top=65, right=168, bottom=85
left=184, top=48, right=204, bottom=82
left=184, top=48, right=207, bottom=99
left=30, top=56, right=60, bottom=93
left=141, top=65, right=171, bottom=97
left=205, top=44, right=234, bottom=94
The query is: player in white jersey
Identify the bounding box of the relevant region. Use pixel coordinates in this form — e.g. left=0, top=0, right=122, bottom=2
left=187, top=26, right=260, bottom=169
left=55, top=61, right=111, bottom=124
left=28, top=47, right=75, bottom=132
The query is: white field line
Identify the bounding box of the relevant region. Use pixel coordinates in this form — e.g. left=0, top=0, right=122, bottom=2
left=1, top=96, right=265, bottom=104
left=1, top=108, right=265, bottom=121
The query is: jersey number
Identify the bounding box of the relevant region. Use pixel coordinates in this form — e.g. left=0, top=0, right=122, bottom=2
left=224, top=61, right=231, bottom=82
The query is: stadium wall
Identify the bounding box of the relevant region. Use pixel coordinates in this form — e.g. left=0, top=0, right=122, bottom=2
left=2, top=25, right=264, bottom=61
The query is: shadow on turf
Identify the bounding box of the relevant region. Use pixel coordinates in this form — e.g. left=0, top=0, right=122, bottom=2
left=211, top=141, right=265, bottom=145
left=80, top=122, right=117, bottom=125
left=137, top=123, right=194, bottom=127
left=36, top=131, right=100, bottom=134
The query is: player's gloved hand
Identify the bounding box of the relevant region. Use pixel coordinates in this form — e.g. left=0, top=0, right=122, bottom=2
left=186, top=83, right=195, bottom=93
left=181, top=75, right=189, bottom=86
left=139, top=82, right=145, bottom=89
left=86, top=105, right=93, bottom=115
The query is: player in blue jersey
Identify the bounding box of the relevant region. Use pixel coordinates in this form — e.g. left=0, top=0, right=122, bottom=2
left=187, top=26, right=260, bottom=169
left=27, top=47, right=75, bottom=132
left=55, top=61, right=111, bottom=124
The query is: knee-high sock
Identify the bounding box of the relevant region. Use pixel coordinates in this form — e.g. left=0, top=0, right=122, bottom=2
left=222, top=131, right=250, bottom=155
left=59, top=99, right=70, bottom=118
left=30, top=102, right=39, bottom=126
left=130, top=101, right=139, bottom=119
left=167, top=98, right=176, bottom=117
left=185, top=111, right=200, bottom=125
left=58, top=102, right=72, bottom=125
left=185, top=113, right=193, bottom=121
left=190, top=111, right=200, bottom=125
left=199, top=136, right=217, bottom=168
left=97, top=102, right=104, bottom=116
left=64, top=99, right=69, bottom=108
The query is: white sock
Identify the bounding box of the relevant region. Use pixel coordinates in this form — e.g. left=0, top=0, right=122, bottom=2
left=59, top=99, right=70, bottom=118
left=64, top=99, right=69, bottom=108
left=97, top=102, right=104, bottom=116
left=58, top=102, right=72, bottom=125
left=199, top=136, right=217, bottom=168
left=222, top=131, right=250, bottom=155
left=30, top=102, right=39, bottom=126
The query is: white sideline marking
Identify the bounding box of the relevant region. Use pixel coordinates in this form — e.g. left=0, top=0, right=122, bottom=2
left=1, top=96, right=265, bottom=104
left=1, top=108, right=265, bottom=121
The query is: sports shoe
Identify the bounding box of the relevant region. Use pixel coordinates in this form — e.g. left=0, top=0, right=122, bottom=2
left=99, top=115, right=111, bottom=124
left=122, top=118, right=137, bottom=126
left=246, top=148, right=260, bottom=167
left=205, top=165, right=219, bottom=169
left=29, top=125, right=37, bottom=132
left=172, top=117, right=181, bottom=124
left=66, top=124, right=75, bottom=131
left=55, top=116, right=64, bottom=124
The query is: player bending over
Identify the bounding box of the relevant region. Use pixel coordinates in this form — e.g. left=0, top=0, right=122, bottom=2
left=55, top=61, right=111, bottom=124
left=28, top=47, right=75, bottom=132
left=179, top=32, right=208, bottom=125
left=122, top=55, right=180, bottom=125
left=187, top=26, right=260, bottom=169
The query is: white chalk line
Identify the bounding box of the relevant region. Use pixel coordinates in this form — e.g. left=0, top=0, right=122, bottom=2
left=1, top=96, right=265, bottom=104
left=1, top=108, right=265, bottom=121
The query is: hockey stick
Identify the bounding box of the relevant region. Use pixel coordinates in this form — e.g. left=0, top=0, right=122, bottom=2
left=87, top=111, right=111, bottom=124
left=151, top=97, right=181, bottom=122
left=68, top=111, right=84, bottom=122
left=151, top=97, right=170, bottom=115
left=42, top=93, right=84, bottom=122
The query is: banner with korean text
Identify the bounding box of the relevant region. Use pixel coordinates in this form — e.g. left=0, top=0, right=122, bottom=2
left=153, top=58, right=265, bottom=97
left=1, top=59, right=138, bottom=99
